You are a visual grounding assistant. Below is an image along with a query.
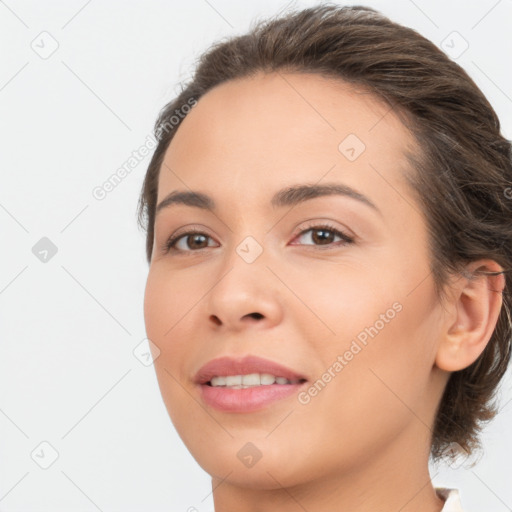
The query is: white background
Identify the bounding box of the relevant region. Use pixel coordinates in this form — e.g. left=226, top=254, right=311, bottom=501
left=0, top=1, right=511, bottom=510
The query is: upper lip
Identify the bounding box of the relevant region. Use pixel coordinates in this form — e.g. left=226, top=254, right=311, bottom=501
left=194, top=355, right=308, bottom=384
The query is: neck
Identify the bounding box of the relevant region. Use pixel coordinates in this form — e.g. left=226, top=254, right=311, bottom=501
left=211, top=426, right=446, bottom=512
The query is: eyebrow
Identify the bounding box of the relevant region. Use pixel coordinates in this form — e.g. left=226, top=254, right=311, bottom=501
left=155, top=183, right=381, bottom=216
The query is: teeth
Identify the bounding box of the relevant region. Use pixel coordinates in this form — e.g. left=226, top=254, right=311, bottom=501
left=209, top=373, right=295, bottom=387
left=242, top=373, right=261, bottom=386
left=260, top=373, right=276, bottom=385
left=225, top=375, right=242, bottom=386
left=210, top=376, right=227, bottom=386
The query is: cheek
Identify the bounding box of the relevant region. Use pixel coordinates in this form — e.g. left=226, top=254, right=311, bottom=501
left=144, top=266, right=200, bottom=340
left=143, top=268, right=201, bottom=429
left=282, top=254, right=401, bottom=345
left=293, top=299, right=439, bottom=474
left=295, top=251, right=440, bottom=423
left=143, top=267, right=198, bottom=388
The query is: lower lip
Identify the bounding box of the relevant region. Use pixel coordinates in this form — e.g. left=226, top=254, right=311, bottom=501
left=199, top=383, right=306, bottom=412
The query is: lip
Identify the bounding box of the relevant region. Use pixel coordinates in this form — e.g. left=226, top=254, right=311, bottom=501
left=194, top=355, right=307, bottom=384
left=195, top=355, right=308, bottom=413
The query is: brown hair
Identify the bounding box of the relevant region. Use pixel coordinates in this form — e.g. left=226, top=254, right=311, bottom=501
left=137, top=4, right=512, bottom=462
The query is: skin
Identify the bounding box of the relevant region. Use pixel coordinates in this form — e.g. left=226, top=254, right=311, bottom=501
left=143, top=71, right=505, bottom=512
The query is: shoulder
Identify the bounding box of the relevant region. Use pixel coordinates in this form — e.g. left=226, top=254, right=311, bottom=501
left=436, top=487, right=465, bottom=512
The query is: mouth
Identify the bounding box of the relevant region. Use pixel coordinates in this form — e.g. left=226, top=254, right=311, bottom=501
left=195, top=355, right=308, bottom=412
left=206, top=373, right=307, bottom=388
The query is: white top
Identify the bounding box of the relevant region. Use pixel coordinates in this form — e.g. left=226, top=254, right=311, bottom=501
left=437, top=488, right=465, bottom=512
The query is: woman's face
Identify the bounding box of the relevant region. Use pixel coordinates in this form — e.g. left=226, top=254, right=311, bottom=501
left=144, top=72, right=450, bottom=490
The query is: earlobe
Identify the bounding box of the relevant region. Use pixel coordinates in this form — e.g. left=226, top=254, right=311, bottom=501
left=435, top=260, right=505, bottom=372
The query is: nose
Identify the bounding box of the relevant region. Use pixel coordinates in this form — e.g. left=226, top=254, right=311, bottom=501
left=205, top=248, right=284, bottom=332
left=209, top=310, right=265, bottom=327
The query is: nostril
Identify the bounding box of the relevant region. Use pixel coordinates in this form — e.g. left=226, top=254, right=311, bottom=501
left=247, top=312, right=264, bottom=320
left=209, top=315, right=222, bottom=326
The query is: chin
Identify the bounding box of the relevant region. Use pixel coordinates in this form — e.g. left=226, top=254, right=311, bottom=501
left=185, top=437, right=309, bottom=490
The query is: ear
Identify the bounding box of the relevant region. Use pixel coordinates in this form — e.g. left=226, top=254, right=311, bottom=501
left=435, top=259, right=506, bottom=372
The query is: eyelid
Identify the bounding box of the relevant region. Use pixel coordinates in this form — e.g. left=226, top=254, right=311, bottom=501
left=161, top=220, right=355, bottom=254
left=160, top=224, right=218, bottom=254
left=292, top=219, right=355, bottom=240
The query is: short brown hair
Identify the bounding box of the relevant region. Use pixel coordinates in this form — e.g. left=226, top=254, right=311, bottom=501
left=137, top=4, right=512, bottom=462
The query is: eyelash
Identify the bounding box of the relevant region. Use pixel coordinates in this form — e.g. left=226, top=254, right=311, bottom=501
left=161, top=222, right=355, bottom=255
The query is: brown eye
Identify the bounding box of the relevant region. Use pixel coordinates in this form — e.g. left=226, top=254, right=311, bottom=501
left=311, top=228, right=335, bottom=245
left=182, top=233, right=209, bottom=250
left=292, top=224, right=354, bottom=248
left=161, top=223, right=354, bottom=255
left=163, top=230, right=217, bottom=253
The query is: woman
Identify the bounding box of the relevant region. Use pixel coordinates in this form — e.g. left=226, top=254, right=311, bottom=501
left=137, top=5, right=511, bottom=511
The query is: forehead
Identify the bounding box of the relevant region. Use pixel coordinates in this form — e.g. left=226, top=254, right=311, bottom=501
left=157, top=71, right=418, bottom=214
